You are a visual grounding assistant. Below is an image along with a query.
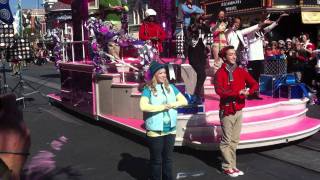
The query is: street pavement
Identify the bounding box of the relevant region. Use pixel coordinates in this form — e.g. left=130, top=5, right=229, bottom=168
left=3, top=62, right=320, bottom=180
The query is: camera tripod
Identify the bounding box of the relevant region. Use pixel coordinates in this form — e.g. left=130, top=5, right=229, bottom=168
left=0, top=60, right=26, bottom=108
left=11, top=66, right=41, bottom=98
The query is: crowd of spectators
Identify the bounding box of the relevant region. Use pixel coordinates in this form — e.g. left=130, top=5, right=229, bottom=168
left=263, top=33, right=318, bottom=93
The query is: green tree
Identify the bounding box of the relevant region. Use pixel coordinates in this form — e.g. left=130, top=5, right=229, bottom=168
left=99, top=0, right=128, bottom=25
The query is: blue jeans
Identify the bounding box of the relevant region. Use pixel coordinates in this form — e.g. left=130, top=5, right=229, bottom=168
left=147, top=134, right=176, bottom=180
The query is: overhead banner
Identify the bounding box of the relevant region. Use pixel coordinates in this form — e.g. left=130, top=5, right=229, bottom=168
left=204, top=0, right=263, bottom=15
left=273, top=0, right=299, bottom=6
left=301, top=11, right=320, bottom=24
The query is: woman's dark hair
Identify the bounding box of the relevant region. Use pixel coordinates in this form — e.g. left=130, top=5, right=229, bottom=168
left=217, top=9, right=225, bottom=15
left=227, top=16, right=241, bottom=29
left=300, top=32, right=310, bottom=40
left=233, top=17, right=241, bottom=23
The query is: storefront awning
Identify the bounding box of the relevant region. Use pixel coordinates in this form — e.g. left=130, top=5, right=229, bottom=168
left=301, top=11, right=320, bottom=24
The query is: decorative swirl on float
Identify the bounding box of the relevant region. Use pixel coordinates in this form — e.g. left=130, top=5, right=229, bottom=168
left=0, top=9, right=10, bottom=21
left=0, top=0, right=7, bottom=5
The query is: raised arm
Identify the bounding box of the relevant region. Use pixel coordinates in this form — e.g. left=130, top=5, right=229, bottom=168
left=240, top=24, right=260, bottom=36
left=240, top=19, right=273, bottom=36
left=264, top=13, right=288, bottom=33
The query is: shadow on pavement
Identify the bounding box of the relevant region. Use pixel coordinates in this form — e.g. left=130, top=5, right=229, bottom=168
left=118, top=153, right=149, bottom=180
left=40, top=74, right=60, bottom=79
left=53, top=102, right=148, bottom=147
left=174, top=147, right=222, bottom=171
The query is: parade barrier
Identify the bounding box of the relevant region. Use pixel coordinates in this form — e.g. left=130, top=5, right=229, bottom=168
left=264, top=56, right=287, bottom=75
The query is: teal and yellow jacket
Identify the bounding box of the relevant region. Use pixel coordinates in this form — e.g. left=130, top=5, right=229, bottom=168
left=140, top=84, right=187, bottom=136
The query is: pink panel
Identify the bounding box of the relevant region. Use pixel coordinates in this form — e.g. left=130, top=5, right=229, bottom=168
left=100, top=114, right=145, bottom=132
left=188, top=117, right=320, bottom=144
left=203, top=109, right=304, bottom=126
left=240, top=117, right=320, bottom=141
left=47, top=93, right=62, bottom=102
left=203, top=94, right=288, bottom=112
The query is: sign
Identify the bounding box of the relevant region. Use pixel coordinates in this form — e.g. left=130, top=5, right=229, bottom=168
left=302, top=0, right=320, bottom=5
left=273, top=0, right=299, bottom=6
left=56, top=15, right=72, bottom=20
left=205, top=0, right=263, bottom=15
left=302, top=11, right=320, bottom=24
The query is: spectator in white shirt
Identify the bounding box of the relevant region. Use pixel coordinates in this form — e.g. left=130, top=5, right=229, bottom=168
left=225, top=17, right=272, bottom=69
left=246, top=14, right=288, bottom=82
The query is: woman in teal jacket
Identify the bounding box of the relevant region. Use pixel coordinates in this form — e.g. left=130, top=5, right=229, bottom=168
left=140, top=61, right=188, bottom=180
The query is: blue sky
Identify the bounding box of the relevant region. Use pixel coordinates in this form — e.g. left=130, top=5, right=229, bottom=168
left=10, top=0, right=43, bottom=14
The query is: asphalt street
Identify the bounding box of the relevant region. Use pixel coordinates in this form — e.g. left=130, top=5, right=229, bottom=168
left=3, top=62, right=320, bottom=180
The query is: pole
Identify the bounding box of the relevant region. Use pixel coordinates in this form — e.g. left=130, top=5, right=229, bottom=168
left=18, top=0, right=23, bottom=37
left=70, top=27, right=75, bottom=63
left=81, top=21, right=85, bottom=62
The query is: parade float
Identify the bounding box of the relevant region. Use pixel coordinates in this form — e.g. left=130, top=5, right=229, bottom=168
left=47, top=0, right=320, bottom=150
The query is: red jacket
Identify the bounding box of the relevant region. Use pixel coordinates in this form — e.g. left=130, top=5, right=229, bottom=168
left=214, top=63, right=259, bottom=116
left=139, top=22, right=166, bottom=52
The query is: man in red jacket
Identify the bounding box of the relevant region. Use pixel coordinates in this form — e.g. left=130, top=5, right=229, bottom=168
left=139, top=9, right=166, bottom=53
left=214, top=45, right=258, bottom=177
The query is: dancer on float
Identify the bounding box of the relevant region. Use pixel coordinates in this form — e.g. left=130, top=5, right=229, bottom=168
left=140, top=61, right=188, bottom=180
left=246, top=13, right=288, bottom=100
left=139, top=9, right=166, bottom=53
left=209, top=9, right=228, bottom=73
left=225, top=17, right=272, bottom=69
left=214, top=46, right=258, bottom=177
left=187, top=14, right=211, bottom=104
